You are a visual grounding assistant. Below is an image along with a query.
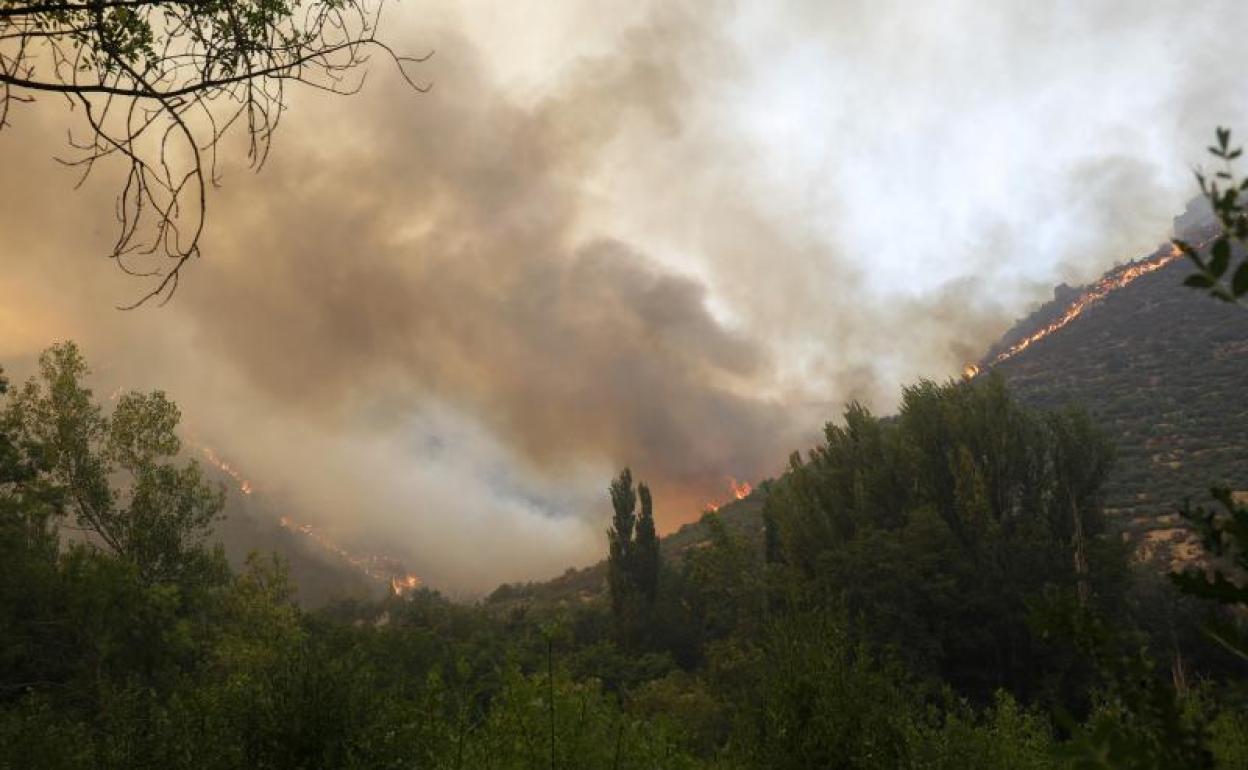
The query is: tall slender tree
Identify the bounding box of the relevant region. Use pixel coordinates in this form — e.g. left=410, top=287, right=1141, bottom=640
left=633, top=483, right=659, bottom=604
left=607, top=468, right=637, bottom=618
left=606, top=468, right=661, bottom=624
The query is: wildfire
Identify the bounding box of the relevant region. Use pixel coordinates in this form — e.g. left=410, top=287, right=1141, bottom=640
left=200, top=445, right=254, bottom=495
left=106, top=394, right=252, bottom=498
left=390, top=574, right=422, bottom=595
left=988, top=243, right=1186, bottom=367
left=962, top=363, right=981, bottom=380
left=195, top=439, right=421, bottom=595
left=705, top=477, right=753, bottom=512
left=731, top=478, right=752, bottom=500
left=275, top=515, right=423, bottom=596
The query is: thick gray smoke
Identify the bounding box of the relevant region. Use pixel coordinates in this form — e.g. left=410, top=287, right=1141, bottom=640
left=0, top=0, right=1244, bottom=591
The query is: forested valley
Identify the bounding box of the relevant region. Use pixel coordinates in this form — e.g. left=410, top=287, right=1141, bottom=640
left=2, top=338, right=1245, bottom=768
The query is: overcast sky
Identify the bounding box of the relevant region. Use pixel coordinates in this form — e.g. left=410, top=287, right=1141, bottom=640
left=1, top=0, right=1244, bottom=592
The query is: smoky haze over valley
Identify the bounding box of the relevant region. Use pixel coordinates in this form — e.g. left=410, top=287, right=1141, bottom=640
left=1, top=0, right=1245, bottom=592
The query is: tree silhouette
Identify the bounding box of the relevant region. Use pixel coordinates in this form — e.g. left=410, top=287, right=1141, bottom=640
left=606, top=467, right=661, bottom=636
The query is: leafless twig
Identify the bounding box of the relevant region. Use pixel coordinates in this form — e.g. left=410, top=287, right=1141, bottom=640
left=0, top=0, right=430, bottom=306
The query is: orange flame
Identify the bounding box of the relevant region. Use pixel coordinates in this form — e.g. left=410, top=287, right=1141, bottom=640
left=274, top=514, right=422, bottom=595
left=989, top=243, right=1187, bottom=367
left=195, top=441, right=421, bottom=594
left=703, top=477, right=752, bottom=514
left=390, top=574, right=422, bottom=595
left=730, top=477, right=752, bottom=500
left=962, top=363, right=981, bottom=380
left=200, top=445, right=254, bottom=495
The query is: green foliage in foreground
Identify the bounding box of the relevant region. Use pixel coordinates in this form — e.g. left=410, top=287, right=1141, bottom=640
left=1175, top=128, right=1248, bottom=303
left=1, top=344, right=1245, bottom=768
left=764, top=377, right=1123, bottom=705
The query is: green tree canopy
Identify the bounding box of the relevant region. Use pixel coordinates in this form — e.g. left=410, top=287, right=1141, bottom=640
left=764, top=374, right=1122, bottom=702
left=3, top=341, right=225, bottom=584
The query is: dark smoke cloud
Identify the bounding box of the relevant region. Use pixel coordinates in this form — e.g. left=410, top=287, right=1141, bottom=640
left=179, top=22, right=806, bottom=499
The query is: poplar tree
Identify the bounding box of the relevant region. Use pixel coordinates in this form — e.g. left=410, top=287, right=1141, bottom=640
left=633, top=483, right=659, bottom=603
left=606, top=468, right=661, bottom=625
left=607, top=468, right=637, bottom=618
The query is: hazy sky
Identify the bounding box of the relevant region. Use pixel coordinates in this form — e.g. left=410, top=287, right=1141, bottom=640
left=1, top=0, right=1243, bottom=592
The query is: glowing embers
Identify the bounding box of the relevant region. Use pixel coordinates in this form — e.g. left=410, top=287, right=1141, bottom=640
left=390, top=574, right=422, bottom=595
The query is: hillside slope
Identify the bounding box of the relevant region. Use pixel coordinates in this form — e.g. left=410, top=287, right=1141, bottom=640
left=979, top=213, right=1246, bottom=535
left=489, top=208, right=1248, bottom=605
left=227, top=208, right=1245, bottom=605
left=212, top=496, right=385, bottom=607
left=484, top=493, right=767, bottom=609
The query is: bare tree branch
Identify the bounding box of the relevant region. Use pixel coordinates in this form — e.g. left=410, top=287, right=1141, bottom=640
left=0, top=0, right=430, bottom=305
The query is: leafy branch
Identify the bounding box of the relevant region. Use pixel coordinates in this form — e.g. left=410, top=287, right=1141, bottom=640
left=1174, top=127, right=1248, bottom=303
left=1170, top=487, right=1248, bottom=662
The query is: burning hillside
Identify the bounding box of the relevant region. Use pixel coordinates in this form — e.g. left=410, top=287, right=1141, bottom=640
left=200, top=446, right=254, bottom=496
left=196, top=442, right=422, bottom=596
left=276, top=516, right=423, bottom=596
left=977, top=202, right=1221, bottom=373
left=980, top=243, right=1186, bottom=370
left=975, top=215, right=1246, bottom=527
left=703, top=476, right=755, bottom=513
